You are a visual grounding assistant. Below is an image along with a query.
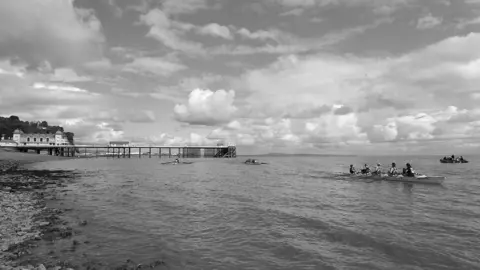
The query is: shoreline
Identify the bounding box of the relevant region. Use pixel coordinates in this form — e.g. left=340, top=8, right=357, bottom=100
left=0, top=149, right=168, bottom=270
left=0, top=149, right=78, bottom=270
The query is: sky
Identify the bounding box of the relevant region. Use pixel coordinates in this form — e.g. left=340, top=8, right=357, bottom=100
left=1, top=0, right=480, bottom=155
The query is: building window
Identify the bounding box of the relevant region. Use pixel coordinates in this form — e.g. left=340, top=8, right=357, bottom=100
left=47, top=138, right=49, bottom=142
left=40, top=138, right=43, bottom=142
left=27, top=138, right=30, bottom=142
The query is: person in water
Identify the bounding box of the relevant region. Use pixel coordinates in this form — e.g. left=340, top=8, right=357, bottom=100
left=404, top=163, right=415, bottom=177
left=361, top=164, right=370, bottom=174
left=349, top=165, right=357, bottom=174
left=173, top=158, right=180, bottom=164
left=388, top=162, right=398, bottom=176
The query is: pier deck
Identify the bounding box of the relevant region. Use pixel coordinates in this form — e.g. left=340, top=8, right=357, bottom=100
left=5, top=145, right=237, bottom=158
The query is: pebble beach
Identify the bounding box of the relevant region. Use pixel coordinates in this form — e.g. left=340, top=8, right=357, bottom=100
left=0, top=149, right=167, bottom=270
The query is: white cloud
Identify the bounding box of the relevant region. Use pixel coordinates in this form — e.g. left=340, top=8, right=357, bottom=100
left=279, top=8, right=304, bottom=16
left=213, top=18, right=392, bottom=55
left=198, top=23, right=233, bottom=40
left=32, top=82, right=90, bottom=94
left=122, top=57, right=187, bottom=76
left=0, top=0, right=104, bottom=66
left=236, top=28, right=280, bottom=41
left=49, top=68, right=92, bottom=82
left=456, top=16, right=480, bottom=29
left=416, top=14, right=443, bottom=29
left=225, top=32, right=480, bottom=149
left=139, top=9, right=204, bottom=55
left=162, top=0, right=212, bottom=15
left=174, top=88, right=238, bottom=125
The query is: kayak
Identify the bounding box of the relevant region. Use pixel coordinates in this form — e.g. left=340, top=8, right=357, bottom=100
left=353, top=173, right=445, bottom=184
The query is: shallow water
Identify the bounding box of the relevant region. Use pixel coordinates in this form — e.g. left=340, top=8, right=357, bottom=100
left=25, top=155, right=480, bottom=269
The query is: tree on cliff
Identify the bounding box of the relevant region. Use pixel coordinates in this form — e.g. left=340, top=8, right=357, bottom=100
left=0, top=115, right=74, bottom=145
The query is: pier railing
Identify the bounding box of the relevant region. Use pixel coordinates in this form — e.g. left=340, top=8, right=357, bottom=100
left=7, top=145, right=237, bottom=159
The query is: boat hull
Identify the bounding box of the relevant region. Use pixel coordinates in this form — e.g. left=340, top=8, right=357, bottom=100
left=440, top=159, right=468, bottom=164
left=354, top=174, right=445, bottom=184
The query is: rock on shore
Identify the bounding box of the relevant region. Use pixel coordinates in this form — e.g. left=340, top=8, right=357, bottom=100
left=0, top=160, right=71, bottom=270
left=1, top=155, right=170, bottom=270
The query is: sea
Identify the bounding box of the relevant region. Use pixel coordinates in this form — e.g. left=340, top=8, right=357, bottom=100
left=22, top=155, right=480, bottom=270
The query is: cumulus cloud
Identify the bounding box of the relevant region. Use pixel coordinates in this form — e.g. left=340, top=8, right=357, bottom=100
left=228, top=32, right=480, bottom=149
left=197, top=23, right=233, bottom=40
left=174, top=88, right=238, bottom=125
left=206, top=118, right=301, bottom=147
left=131, top=132, right=217, bottom=146
left=0, top=0, right=105, bottom=67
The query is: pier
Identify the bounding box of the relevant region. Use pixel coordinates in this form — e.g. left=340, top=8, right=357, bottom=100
left=8, top=145, right=237, bottom=158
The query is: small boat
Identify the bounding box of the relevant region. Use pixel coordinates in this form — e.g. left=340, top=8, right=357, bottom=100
left=244, top=159, right=267, bottom=165
left=354, top=173, right=445, bottom=185
left=439, top=159, right=468, bottom=164
left=161, top=161, right=193, bottom=165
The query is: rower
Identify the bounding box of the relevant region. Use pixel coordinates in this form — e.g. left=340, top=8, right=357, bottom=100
left=388, top=162, right=398, bottom=176
left=349, top=165, right=356, bottom=174
left=361, top=164, right=370, bottom=174
left=404, top=163, right=415, bottom=177
left=373, top=163, right=382, bottom=175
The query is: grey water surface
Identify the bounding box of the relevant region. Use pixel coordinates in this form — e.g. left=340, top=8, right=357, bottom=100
left=27, top=155, right=480, bottom=270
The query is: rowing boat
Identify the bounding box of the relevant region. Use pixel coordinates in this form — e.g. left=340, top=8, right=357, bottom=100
left=439, top=159, right=468, bottom=164
left=353, top=173, right=445, bottom=184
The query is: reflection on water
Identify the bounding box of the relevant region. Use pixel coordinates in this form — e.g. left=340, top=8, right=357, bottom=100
left=26, top=155, right=480, bottom=270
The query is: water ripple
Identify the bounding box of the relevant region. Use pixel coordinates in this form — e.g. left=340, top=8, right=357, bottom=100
left=27, top=155, right=480, bottom=270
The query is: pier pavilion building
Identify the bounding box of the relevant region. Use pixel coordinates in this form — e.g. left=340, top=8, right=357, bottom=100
left=11, top=129, right=70, bottom=146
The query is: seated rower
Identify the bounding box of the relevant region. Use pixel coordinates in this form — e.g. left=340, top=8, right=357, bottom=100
left=404, top=163, right=415, bottom=177
left=373, top=163, right=382, bottom=175
left=388, top=162, right=398, bottom=176
left=360, top=164, right=370, bottom=174
left=349, top=165, right=356, bottom=174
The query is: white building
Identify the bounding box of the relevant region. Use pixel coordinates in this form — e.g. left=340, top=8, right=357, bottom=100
left=109, top=141, right=130, bottom=147
left=12, top=129, right=70, bottom=146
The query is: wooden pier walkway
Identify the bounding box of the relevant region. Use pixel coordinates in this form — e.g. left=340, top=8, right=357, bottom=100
left=8, top=145, right=237, bottom=158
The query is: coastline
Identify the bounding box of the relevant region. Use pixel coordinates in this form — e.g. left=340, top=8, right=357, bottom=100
left=0, top=148, right=76, bottom=270
left=0, top=148, right=168, bottom=270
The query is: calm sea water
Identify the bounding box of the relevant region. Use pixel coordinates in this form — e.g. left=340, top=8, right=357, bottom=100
left=25, top=155, right=480, bottom=270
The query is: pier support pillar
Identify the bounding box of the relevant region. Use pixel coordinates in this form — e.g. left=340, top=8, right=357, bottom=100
left=169, top=148, right=171, bottom=158
left=128, top=148, right=131, bottom=158
left=139, top=147, right=141, bottom=158
left=159, top=148, right=161, bottom=158
left=149, top=147, right=152, bottom=158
